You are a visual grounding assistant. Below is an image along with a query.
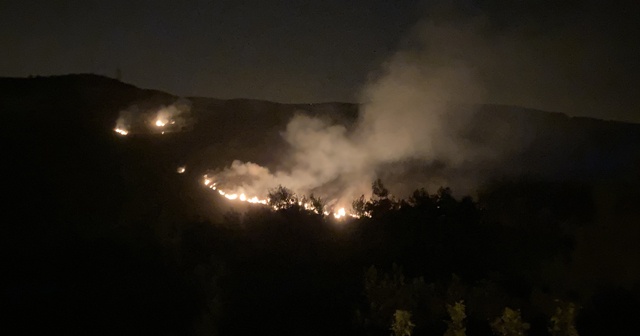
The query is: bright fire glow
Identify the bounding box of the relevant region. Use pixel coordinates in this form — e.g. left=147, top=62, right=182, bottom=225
left=177, top=166, right=186, bottom=174
left=114, top=128, right=128, bottom=135
left=215, top=189, right=268, bottom=204
left=247, top=196, right=267, bottom=204
left=155, top=119, right=166, bottom=127
left=201, top=175, right=356, bottom=218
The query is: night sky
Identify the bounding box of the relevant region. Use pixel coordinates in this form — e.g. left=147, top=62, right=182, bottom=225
left=2, top=1, right=639, bottom=121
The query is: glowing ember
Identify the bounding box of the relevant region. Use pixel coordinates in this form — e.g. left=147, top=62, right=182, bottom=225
left=247, top=196, right=267, bottom=204
left=177, top=166, right=186, bottom=174
left=155, top=119, right=166, bottom=127
left=114, top=128, right=128, bottom=135
left=206, top=182, right=268, bottom=205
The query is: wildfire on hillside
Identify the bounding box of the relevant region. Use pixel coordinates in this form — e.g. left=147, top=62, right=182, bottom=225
left=200, top=173, right=355, bottom=219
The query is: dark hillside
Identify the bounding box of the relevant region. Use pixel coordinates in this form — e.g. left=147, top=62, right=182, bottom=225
left=3, top=74, right=639, bottom=335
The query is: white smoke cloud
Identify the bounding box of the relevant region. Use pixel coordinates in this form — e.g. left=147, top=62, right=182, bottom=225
left=153, top=99, right=191, bottom=130
left=210, top=114, right=372, bottom=207
left=211, top=18, right=531, bottom=206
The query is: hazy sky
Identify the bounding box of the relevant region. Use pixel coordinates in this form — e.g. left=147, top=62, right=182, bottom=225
left=2, top=1, right=639, bottom=121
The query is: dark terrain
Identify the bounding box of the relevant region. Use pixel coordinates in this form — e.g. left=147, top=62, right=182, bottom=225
left=3, top=74, right=639, bottom=335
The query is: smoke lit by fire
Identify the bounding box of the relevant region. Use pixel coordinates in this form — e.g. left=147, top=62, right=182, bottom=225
left=113, top=99, right=191, bottom=136
left=110, top=18, right=528, bottom=222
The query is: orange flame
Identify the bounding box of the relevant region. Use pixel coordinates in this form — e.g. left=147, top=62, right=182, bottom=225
left=201, top=174, right=357, bottom=219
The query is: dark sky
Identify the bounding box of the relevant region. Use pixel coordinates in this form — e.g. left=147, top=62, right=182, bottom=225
left=2, top=1, right=639, bottom=121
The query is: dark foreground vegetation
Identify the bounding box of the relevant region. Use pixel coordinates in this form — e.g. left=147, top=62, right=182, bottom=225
left=4, top=75, right=640, bottom=335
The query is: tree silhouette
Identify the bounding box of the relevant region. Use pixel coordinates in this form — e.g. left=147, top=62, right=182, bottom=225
left=352, top=195, right=368, bottom=217
left=549, top=300, right=579, bottom=336
left=445, top=301, right=467, bottom=336
left=308, top=194, right=325, bottom=214
left=367, top=179, right=396, bottom=217
left=372, top=178, right=390, bottom=199
left=391, top=310, right=415, bottom=336
left=491, top=308, right=530, bottom=336
left=267, top=185, right=297, bottom=209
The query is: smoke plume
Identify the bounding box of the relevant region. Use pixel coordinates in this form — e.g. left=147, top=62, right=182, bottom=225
left=211, top=17, right=533, bottom=207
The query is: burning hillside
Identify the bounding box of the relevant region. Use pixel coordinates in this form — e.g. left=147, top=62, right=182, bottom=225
left=113, top=98, right=193, bottom=136
left=201, top=172, right=355, bottom=219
